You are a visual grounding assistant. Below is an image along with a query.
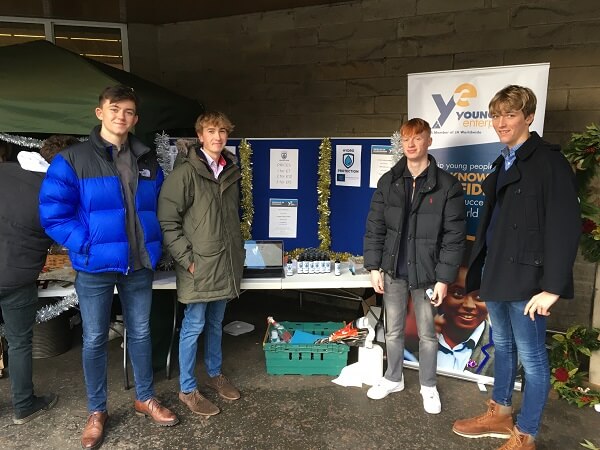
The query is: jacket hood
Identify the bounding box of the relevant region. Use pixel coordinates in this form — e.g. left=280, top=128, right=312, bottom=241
left=174, top=138, right=239, bottom=171
left=17, top=151, right=49, bottom=173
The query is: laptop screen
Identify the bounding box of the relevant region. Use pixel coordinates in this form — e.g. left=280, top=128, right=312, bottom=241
left=244, top=240, right=284, bottom=269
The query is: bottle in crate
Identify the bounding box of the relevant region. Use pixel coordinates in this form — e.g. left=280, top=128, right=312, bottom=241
left=267, top=316, right=292, bottom=342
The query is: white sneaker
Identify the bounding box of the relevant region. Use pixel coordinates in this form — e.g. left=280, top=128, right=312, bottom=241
left=420, top=385, right=441, bottom=414
left=367, top=376, right=405, bottom=400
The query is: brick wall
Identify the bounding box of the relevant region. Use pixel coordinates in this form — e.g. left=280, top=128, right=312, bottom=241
left=129, top=0, right=599, bottom=328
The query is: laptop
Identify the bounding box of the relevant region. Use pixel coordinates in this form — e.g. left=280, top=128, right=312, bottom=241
left=243, top=240, right=285, bottom=278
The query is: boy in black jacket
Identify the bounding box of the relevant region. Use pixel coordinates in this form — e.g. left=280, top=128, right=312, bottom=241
left=452, top=85, right=581, bottom=450
left=363, top=118, right=466, bottom=414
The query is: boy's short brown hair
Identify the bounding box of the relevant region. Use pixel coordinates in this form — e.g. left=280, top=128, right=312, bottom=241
left=194, top=111, right=234, bottom=135
left=400, top=118, right=431, bottom=137
left=98, top=85, right=139, bottom=110
left=489, top=85, right=537, bottom=118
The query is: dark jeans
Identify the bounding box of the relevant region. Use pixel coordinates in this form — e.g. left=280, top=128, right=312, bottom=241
left=75, top=269, right=155, bottom=413
left=0, top=283, right=38, bottom=414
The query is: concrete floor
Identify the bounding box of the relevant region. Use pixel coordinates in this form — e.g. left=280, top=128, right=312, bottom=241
left=0, top=291, right=597, bottom=450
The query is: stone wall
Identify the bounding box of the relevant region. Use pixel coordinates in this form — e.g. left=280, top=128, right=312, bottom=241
left=130, top=0, right=600, bottom=145
left=129, top=0, right=599, bottom=329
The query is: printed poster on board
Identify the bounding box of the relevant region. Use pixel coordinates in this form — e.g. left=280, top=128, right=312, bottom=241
left=335, top=144, right=362, bottom=187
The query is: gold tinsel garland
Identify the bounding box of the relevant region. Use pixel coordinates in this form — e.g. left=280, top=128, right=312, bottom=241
left=317, top=138, right=332, bottom=250
left=239, top=139, right=254, bottom=240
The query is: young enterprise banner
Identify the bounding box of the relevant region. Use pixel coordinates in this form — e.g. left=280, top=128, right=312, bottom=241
left=408, top=63, right=549, bottom=238
left=405, top=63, right=549, bottom=384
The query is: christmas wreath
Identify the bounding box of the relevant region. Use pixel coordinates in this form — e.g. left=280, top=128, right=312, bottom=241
left=549, top=325, right=600, bottom=407
left=563, top=123, right=600, bottom=262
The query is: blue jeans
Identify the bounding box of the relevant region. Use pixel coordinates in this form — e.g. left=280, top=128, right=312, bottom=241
left=486, top=300, right=549, bottom=437
left=0, top=283, right=38, bottom=414
left=383, top=276, right=437, bottom=387
left=75, top=269, right=155, bottom=413
left=179, top=300, right=227, bottom=393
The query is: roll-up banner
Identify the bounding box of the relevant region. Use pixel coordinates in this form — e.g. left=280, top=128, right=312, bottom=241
left=404, top=64, right=550, bottom=384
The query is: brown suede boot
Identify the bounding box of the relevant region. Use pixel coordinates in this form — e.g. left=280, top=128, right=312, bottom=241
left=497, top=426, right=536, bottom=450
left=452, top=399, right=514, bottom=439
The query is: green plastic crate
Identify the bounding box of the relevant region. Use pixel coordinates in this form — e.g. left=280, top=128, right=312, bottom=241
left=263, top=321, right=349, bottom=375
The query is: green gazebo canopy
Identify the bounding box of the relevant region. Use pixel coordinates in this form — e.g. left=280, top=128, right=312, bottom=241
left=0, top=40, right=203, bottom=142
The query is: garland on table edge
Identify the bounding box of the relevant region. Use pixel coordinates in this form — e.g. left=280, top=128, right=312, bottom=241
left=0, top=292, right=79, bottom=337
left=317, top=138, right=332, bottom=251
left=239, top=139, right=254, bottom=241
left=563, top=123, right=600, bottom=262
left=36, top=292, right=79, bottom=323
left=549, top=325, right=600, bottom=407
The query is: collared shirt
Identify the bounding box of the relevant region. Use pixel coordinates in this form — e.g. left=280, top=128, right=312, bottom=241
left=501, top=141, right=525, bottom=170
left=200, top=148, right=226, bottom=179
left=437, top=321, right=486, bottom=372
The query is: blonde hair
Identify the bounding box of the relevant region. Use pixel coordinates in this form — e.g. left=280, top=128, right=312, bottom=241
left=489, top=85, right=537, bottom=117
left=194, top=111, right=234, bottom=135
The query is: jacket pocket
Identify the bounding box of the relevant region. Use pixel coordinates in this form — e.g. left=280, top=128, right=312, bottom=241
left=192, top=240, right=228, bottom=292
left=518, top=251, right=543, bottom=268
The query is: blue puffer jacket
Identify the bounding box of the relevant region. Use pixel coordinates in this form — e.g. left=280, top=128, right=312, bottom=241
left=39, top=126, right=164, bottom=274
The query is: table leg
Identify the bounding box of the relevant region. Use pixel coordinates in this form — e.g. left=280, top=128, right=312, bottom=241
left=166, top=293, right=178, bottom=380
left=123, top=327, right=130, bottom=390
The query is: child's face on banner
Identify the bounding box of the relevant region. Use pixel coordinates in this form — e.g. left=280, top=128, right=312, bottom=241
left=442, top=267, right=488, bottom=332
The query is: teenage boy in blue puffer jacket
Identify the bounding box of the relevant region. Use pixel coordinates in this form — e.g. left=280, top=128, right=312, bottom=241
left=39, top=85, right=178, bottom=450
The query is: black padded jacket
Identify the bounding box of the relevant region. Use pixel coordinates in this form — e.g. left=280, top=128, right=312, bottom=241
left=363, top=155, right=466, bottom=289
left=0, top=162, right=52, bottom=289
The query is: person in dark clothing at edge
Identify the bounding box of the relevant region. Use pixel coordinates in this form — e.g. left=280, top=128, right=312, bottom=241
left=363, top=118, right=466, bottom=414
left=452, top=85, right=581, bottom=450
left=39, top=86, right=178, bottom=450
left=0, top=135, right=77, bottom=424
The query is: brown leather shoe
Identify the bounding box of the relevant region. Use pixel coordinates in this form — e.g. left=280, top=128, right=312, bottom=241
left=134, top=398, right=179, bottom=426
left=205, top=374, right=241, bottom=400
left=81, top=411, right=108, bottom=450
left=179, top=389, right=220, bottom=417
